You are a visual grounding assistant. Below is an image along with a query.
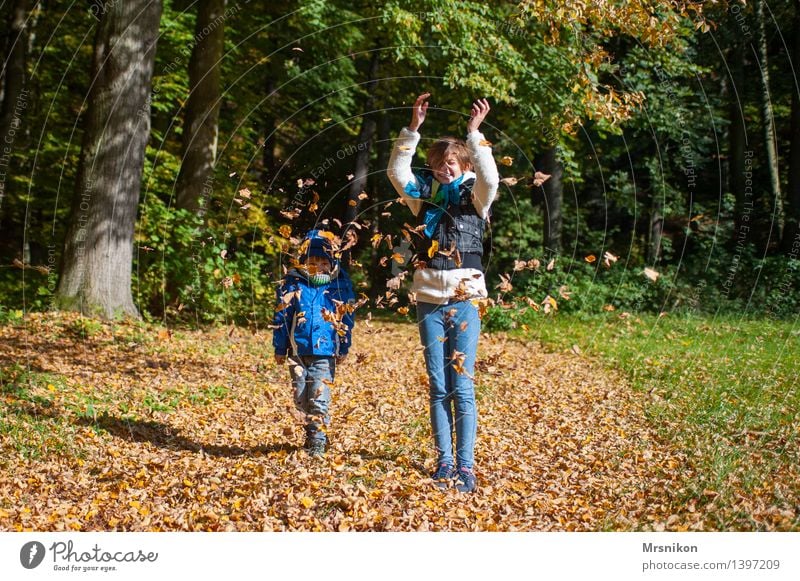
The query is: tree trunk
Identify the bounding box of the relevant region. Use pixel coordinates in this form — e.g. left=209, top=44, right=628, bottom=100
left=175, top=0, right=226, bottom=214
left=367, top=112, right=390, bottom=300
left=647, top=192, right=664, bottom=263
left=261, top=77, right=277, bottom=185
left=0, top=0, right=32, bottom=216
left=343, top=51, right=380, bottom=225
left=56, top=0, right=162, bottom=319
left=539, top=146, right=563, bottom=256
left=728, top=40, right=749, bottom=240
left=783, top=0, right=800, bottom=252
left=755, top=0, right=783, bottom=242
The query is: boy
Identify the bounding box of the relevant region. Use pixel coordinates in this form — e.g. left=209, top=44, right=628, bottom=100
left=387, top=93, right=499, bottom=492
left=272, top=229, right=356, bottom=456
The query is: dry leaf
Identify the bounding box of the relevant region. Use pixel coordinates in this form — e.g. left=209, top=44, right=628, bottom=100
left=644, top=267, right=660, bottom=282
left=533, top=171, right=551, bottom=187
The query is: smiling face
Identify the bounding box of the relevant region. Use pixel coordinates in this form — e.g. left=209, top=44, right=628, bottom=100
left=427, top=138, right=472, bottom=185
left=432, top=154, right=466, bottom=185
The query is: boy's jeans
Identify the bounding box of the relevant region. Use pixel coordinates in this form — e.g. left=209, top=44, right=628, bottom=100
left=417, top=300, right=480, bottom=469
left=289, top=355, right=334, bottom=443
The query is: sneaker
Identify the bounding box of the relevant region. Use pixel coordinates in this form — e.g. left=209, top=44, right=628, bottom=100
left=431, top=462, right=455, bottom=489
left=454, top=466, right=477, bottom=493
left=306, top=439, right=326, bottom=457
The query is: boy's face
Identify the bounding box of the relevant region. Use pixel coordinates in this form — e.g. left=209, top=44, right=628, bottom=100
left=306, top=255, right=332, bottom=274
left=432, top=153, right=466, bottom=185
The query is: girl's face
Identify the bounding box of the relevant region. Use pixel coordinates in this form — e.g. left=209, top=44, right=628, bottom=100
left=306, top=255, right=332, bottom=274
left=432, top=154, right=466, bottom=185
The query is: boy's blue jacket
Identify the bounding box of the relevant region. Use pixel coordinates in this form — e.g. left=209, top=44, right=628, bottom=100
left=272, top=266, right=356, bottom=357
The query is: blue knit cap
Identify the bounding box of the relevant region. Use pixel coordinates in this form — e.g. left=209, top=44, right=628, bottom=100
left=302, top=229, right=333, bottom=262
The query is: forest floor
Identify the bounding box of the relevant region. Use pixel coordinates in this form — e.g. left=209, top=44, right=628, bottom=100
left=0, top=312, right=796, bottom=531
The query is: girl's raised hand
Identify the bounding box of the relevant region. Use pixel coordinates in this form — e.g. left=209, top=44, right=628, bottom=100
left=408, top=93, right=430, bottom=132
left=466, top=98, right=491, bottom=134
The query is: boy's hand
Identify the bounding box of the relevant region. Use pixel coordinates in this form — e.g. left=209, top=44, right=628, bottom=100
left=408, top=93, right=430, bottom=132
left=274, top=355, right=286, bottom=365
left=466, top=98, right=491, bottom=134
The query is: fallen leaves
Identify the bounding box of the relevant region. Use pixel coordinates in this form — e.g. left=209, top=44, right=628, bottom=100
left=1, top=313, right=789, bottom=533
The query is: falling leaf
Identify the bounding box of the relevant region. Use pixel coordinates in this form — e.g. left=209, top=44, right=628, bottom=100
left=542, top=295, right=558, bottom=314
left=358, top=192, right=369, bottom=200
left=546, top=258, right=555, bottom=271
left=585, top=254, right=596, bottom=263
left=495, top=273, right=513, bottom=293
left=479, top=139, right=492, bottom=147
left=239, top=188, right=251, bottom=199
left=643, top=267, right=660, bottom=282
left=292, top=47, right=304, bottom=52
left=500, top=177, right=518, bottom=186
left=602, top=252, right=618, bottom=268
left=397, top=306, right=409, bottom=315
left=558, top=285, right=571, bottom=300
left=427, top=241, right=439, bottom=259
left=499, top=156, right=514, bottom=166
left=533, top=171, right=551, bottom=187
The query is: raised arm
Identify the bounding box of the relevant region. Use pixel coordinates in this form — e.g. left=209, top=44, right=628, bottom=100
left=465, top=98, right=499, bottom=219
left=387, top=93, right=431, bottom=217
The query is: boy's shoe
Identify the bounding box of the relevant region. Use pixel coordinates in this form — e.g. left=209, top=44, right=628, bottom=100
left=431, top=462, right=455, bottom=489
left=305, top=438, right=326, bottom=457
left=454, top=466, right=477, bottom=493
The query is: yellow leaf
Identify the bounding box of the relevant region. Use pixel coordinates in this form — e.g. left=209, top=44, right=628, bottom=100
left=584, top=254, right=596, bottom=263
left=300, top=496, right=315, bottom=508
left=427, top=240, right=439, bottom=259
left=499, top=156, right=514, bottom=166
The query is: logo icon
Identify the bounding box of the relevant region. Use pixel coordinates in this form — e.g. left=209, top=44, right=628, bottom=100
left=20, top=541, right=46, bottom=569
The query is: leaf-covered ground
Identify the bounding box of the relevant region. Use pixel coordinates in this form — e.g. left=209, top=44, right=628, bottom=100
left=0, top=313, right=787, bottom=531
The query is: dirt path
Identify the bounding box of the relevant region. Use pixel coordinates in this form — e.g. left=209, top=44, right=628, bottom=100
left=0, top=315, right=691, bottom=531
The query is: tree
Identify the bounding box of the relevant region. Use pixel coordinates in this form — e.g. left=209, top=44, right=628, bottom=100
left=343, top=50, right=379, bottom=225
left=0, top=0, right=33, bottom=219
left=56, top=0, right=163, bottom=318
left=754, top=0, right=783, bottom=243
left=783, top=0, right=800, bottom=252
left=537, top=147, right=564, bottom=256
left=175, top=0, right=226, bottom=214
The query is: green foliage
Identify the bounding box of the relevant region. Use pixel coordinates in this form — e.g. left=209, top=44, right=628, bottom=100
left=133, top=190, right=276, bottom=324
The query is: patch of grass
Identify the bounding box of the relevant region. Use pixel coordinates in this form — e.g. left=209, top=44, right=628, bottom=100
left=68, top=316, right=105, bottom=339
left=0, top=366, right=82, bottom=459
left=525, top=312, right=800, bottom=529
left=188, top=384, right=230, bottom=405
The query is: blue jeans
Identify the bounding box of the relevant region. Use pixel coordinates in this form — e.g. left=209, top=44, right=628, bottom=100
left=289, top=356, right=334, bottom=443
left=417, top=300, right=480, bottom=469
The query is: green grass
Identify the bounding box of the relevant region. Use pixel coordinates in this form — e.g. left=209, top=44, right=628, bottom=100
left=524, top=312, right=800, bottom=528
left=0, top=366, right=82, bottom=459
